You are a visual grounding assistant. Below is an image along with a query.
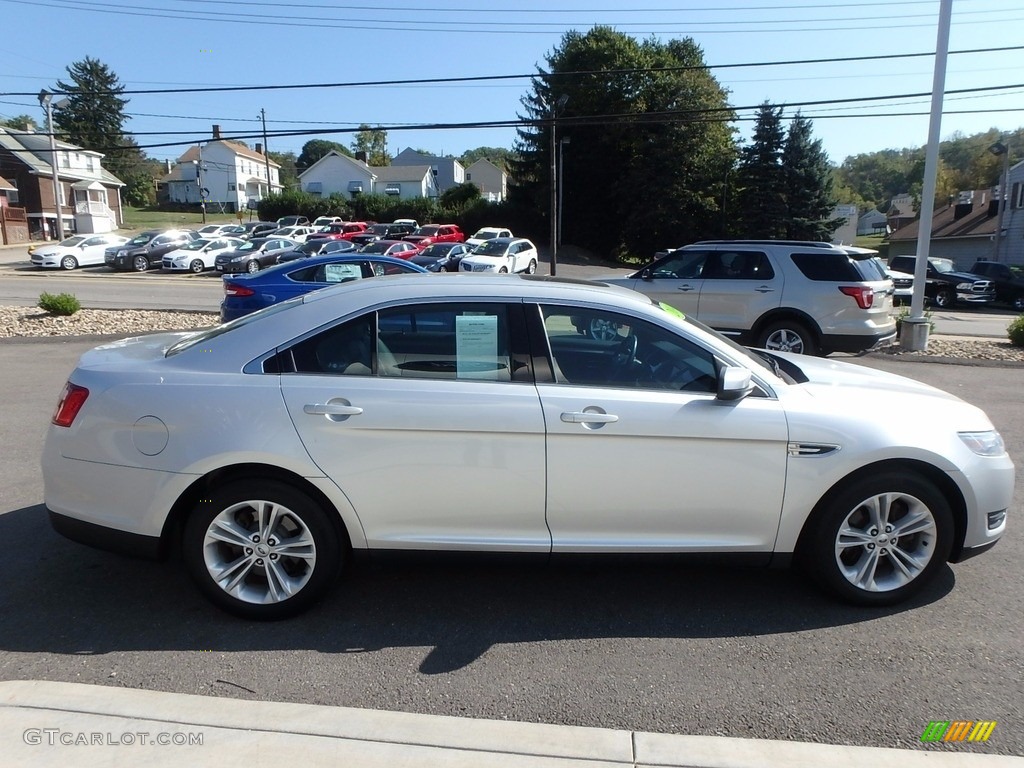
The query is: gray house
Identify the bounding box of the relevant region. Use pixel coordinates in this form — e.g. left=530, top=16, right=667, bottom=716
left=391, top=148, right=464, bottom=194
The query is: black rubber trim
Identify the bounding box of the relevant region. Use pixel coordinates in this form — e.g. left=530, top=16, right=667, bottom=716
left=48, top=509, right=163, bottom=560
left=821, top=332, right=896, bottom=354
left=949, top=538, right=999, bottom=564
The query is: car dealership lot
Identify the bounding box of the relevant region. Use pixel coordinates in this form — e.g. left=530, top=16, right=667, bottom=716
left=0, top=336, right=1020, bottom=754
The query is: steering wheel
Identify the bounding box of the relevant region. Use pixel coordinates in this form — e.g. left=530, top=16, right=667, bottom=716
left=613, top=332, right=639, bottom=369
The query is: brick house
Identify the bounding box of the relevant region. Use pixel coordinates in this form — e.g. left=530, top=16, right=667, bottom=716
left=0, top=127, right=124, bottom=240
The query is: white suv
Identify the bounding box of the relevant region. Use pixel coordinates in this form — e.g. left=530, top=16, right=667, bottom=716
left=602, top=240, right=896, bottom=355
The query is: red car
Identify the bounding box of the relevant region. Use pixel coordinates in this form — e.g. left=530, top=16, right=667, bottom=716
left=358, top=239, right=421, bottom=259
left=307, top=222, right=370, bottom=242
left=403, top=224, right=464, bottom=248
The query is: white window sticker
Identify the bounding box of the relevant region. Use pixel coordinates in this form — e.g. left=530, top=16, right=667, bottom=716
left=456, top=314, right=501, bottom=380
left=323, top=263, right=362, bottom=283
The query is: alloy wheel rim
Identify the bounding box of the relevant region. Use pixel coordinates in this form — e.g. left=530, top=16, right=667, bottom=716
left=765, top=329, right=804, bottom=354
left=834, top=491, right=937, bottom=592
left=202, top=500, right=317, bottom=604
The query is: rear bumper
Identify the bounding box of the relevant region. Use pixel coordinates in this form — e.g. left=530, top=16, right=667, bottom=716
left=821, top=329, right=897, bottom=354
left=48, top=508, right=163, bottom=560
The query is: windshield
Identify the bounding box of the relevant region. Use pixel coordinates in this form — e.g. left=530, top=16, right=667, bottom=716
left=471, top=230, right=497, bottom=240
left=57, top=236, right=86, bottom=247
left=198, top=226, right=220, bottom=234
left=472, top=240, right=508, bottom=256
left=235, top=240, right=260, bottom=252
left=414, top=226, right=439, bottom=236
left=932, top=259, right=956, bottom=274
left=180, top=239, right=210, bottom=251
left=360, top=242, right=389, bottom=254
left=127, top=234, right=154, bottom=245
left=367, top=225, right=389, bottom=235
left=420, top=244, right=451, bottom=257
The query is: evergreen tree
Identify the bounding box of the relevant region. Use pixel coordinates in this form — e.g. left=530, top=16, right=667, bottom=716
left=735, top=102, right=787, bottom=239
left=1, top=114, right=35, bottom=131
left=51, top=57, right=153, bottom=205
left=782, top=113, right=839, bottom=240
left=511, top=26, right=735, bottom=259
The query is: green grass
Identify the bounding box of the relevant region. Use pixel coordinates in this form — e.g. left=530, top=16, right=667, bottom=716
left=120, top=206, right=242, bottom=231
left=854, top=233, right=887, bottom=249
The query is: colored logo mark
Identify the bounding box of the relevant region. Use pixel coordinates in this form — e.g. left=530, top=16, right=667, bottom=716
left=921, top=721, right=997, bottom=743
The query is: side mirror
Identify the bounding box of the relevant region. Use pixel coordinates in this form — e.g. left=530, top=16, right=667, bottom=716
left=639, top=267, right=652, bottom=280
left=717, top=367, right=754, bottom=401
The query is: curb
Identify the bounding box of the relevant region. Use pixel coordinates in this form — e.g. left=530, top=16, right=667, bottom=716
left=1, top=681, right=1019, bottom=768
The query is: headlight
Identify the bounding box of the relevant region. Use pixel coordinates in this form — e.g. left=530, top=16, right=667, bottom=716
left=959, top=430, right=1005, bottom=456
left=956, top=282, right=972, bottom=291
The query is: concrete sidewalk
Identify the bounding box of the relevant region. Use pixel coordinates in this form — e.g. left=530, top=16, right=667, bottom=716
left=1, top=680, right=1019, bottom=767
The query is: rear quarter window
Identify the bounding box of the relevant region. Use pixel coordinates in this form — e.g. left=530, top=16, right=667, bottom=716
left=789, top=252, right=861, bottom=281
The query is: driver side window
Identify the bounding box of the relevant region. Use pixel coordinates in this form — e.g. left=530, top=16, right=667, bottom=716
left=540, top=306, right=718, bottom=393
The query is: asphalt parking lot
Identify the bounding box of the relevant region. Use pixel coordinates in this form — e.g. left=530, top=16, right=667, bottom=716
left=0, top=335, right=1021, bottom=755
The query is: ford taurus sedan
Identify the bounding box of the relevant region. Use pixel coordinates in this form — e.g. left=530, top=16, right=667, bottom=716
left=42, top=276, right=1013, bottom=620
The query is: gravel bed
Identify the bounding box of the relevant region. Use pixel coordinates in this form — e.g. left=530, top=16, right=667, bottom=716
left=2, top=305, right=1022, bottom=364
left=0, top=306, right=218, bottom=339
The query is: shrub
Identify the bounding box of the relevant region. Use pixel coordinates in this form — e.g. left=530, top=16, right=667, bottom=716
left=1008, top=315, right=1024, bottom=347
left=38, top=292, right=81, bottom=316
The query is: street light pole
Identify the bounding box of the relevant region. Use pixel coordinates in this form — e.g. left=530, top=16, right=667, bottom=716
left=259, top=108, right=272, bottom=198
left=196, top=145, right=207, bottom=225
left=988, top=140, right=1011, bottom=262
left=38, top=89, right=65, bottom=241
left=558, top=136, right=570, bottom=249
left=548, top=93, right=568, bottom=276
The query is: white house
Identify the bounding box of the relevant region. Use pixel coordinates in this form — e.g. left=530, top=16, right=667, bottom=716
left=830, top=204, right=858, bottom=245
left=857, top=209, right=887, bottom=236
left=392, top=148, right=464, bottom=194
left=299, top=151, right=438, bottom=200
left=465, top=159, right=507, bottom=202
left=162, top=127, right=281, bottom=212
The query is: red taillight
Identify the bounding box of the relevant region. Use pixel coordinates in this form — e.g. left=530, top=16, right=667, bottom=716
left=224, top=282, right=254, bottom=297
left=52, top=382, right=89, bottom=427
left=839, top=285, right=874, bottom=310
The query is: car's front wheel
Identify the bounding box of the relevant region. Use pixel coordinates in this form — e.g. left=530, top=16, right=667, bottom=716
left=189, top=259, right=205, bottom=274
left=757, top=320, right=817, bottom=355
left=1013, top=295, right=1024, bottom=312
left=183, top=480, right=343, bottom=620
left=933, top=287, right=954, bottom=309
left=246, top=260, right=260, bottom=274
left=800, top=472, right=953, bottom=606
left=132, top=255, right=149, bottom=272
left=60, top=255, right=79, bottom=270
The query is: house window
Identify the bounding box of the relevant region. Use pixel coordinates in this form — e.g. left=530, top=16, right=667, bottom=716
left=228, top=183, right=236, bottom=191
left=86, top=156, right=95, bottom=172
left=466, top=173, right=472, bottom=181
left=7, top=181, right=18, bottom=205
left=1013, top=182, right=1024, bottom=209
left=384, top=183, right=401, bottom=196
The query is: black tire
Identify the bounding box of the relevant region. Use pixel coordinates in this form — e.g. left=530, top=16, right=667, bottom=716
left=246, top=260, right=260, bottom=274
left=932, top=287, right=954, bottom=309
left=799, top=472, right=953, bottom=606
left=757, top=320, right=817, bottom=356
left=525, top=259, right=537, bottom=275
left=1013, top=295, right=1024, bottom=312
left=498, top=266, right=508, bottom=274
left=132, top=255, right=150, bottom=272
left=60, top=255, right=79, bottom=270
left=182, top=479, right=343, bottom=620
left=189, top=259, right=205, bottom=274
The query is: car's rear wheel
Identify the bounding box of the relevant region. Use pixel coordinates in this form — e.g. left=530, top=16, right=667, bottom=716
left=60, top=255, right=78, bottom=270
left=132, top=255, right=149, bottom=272
left=183, top=480, right=342, bottom=620
left=933, top=287, right=954, bottom=309
left=525, top=259, right=537, bottom=275
left=757, top=320, right=817, bottom=355
left=246, top=260, right=260, bottom=274
left=800, top=472, right=952, bottom=606
left=189, top=259, right=205, bottom=274
left=1013, top=295, right=1024, bottom=312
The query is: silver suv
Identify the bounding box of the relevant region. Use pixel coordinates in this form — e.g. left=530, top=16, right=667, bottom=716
left=602, top=240, right=896, bottom=355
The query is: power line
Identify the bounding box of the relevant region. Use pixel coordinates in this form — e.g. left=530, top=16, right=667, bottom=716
left=2, top=0, right=1022, bottom=37
left=3, top=44, right=1023, bottom=98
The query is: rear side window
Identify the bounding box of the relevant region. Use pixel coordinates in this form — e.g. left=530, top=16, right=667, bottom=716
left=789, top=252, right=861, bottom=281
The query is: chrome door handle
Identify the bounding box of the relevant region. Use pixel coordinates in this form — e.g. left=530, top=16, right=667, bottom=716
left=560, top=412, right=619, bottom=424
left=754, top=286, right=775, bottom=293
left=677, top=284, right=696, bottom=292
left=303, top=403, right=363, bottom=416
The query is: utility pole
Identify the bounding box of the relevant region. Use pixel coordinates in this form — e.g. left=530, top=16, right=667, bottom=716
left=197, top=144, right=207, bottom=225
left=38, top=89, right=67, bottom=241
left=260, top=108, right=273, bottom=198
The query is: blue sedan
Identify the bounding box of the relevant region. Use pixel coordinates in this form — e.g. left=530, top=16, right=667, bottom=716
left=220, top=253, right=428, bottom=322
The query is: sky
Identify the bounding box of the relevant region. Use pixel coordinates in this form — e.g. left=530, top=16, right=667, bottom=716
left=1, top=0, right=1022, bottom=169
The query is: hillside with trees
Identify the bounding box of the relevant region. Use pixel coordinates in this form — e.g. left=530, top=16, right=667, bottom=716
left=833, top=127, right=1024, bottom=214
